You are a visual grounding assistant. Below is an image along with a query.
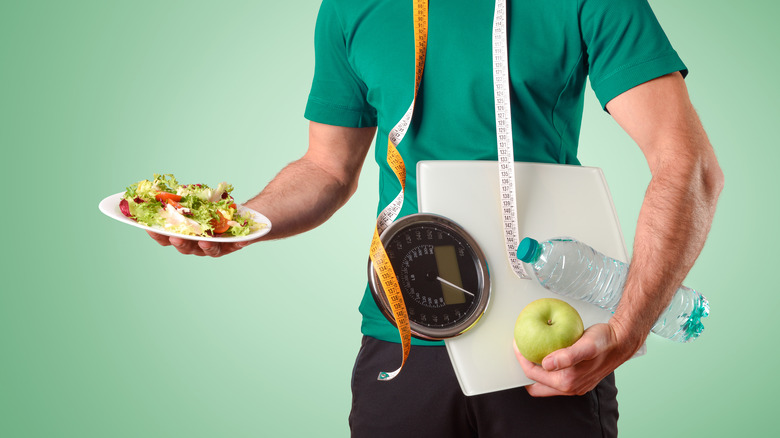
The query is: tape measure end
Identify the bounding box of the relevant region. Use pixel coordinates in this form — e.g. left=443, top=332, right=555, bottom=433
left=377, top=370, right=400, bottom=381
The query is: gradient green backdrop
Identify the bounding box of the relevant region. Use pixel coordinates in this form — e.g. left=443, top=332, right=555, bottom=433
left=2, top=1, right=777, bottom=436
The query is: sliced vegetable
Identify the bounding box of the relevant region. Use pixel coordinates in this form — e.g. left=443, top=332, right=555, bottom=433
left=211, top=210, right=230, bottom=234
left=155, top=192, right=183, bottom=203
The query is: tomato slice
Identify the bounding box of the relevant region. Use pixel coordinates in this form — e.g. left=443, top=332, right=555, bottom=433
left=155, top=192, right=182, bottom=203
left=211, top=210, right=230, bottom=234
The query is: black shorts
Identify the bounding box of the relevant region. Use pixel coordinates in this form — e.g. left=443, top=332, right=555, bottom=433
left=349, top=336, right=618, bottom=438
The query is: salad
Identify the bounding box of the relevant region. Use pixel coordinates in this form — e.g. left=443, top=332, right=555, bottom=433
left=119, top=174, right=263, bottom=237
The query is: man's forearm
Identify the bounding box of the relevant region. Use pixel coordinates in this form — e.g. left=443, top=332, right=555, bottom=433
left=243, top=156, right=357, bottom=240
left=610, top=144, right=724, bottom=349
left=243, top=122, right=376, bottom=242
left=606, top=76, right=725, bottom=349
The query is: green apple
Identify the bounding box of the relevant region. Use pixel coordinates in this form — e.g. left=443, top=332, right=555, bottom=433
left=514, top=298, right=584, bottom=364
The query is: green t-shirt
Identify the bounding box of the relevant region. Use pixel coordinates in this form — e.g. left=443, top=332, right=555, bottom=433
left=304, top=0, right=687, bottom=345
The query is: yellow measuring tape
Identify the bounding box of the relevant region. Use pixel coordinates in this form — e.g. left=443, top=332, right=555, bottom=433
left=371, top=0, right=428, bottom=381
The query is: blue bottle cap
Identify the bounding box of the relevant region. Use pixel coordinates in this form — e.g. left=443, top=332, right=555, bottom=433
left=516, top=237, right=540, bottom=263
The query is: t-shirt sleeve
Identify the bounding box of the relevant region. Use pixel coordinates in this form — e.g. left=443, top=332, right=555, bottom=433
left=304, top=0, right=377, bottom=127
left=580, top=0, right=688, bottom=110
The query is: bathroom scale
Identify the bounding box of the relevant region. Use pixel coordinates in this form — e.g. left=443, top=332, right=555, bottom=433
left=416, top=160, right=644, bottom=396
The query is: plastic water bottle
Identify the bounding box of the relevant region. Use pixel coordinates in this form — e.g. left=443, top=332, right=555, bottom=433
left=516, top=237, right=709, bottom=342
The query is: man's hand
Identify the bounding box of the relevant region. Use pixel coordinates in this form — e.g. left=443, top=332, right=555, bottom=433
left=146, top=231, right=255, bottom=257
left=514, top=322, right=641, bottom=397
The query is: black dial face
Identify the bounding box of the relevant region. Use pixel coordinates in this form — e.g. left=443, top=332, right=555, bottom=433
left=384, top=224, right=482, bottom=331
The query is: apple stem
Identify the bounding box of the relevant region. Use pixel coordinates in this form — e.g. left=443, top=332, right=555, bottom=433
left=547, top=320, right=554, bottom=326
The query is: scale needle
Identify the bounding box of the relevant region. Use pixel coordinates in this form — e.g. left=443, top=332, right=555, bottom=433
left=436, top=276, right=475, bottom=297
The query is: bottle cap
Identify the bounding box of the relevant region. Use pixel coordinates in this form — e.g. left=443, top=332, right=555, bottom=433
left=517, top=237, right=540, bottom=263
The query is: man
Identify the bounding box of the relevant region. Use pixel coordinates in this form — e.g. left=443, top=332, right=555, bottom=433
left=149, top=0, right=723, bottom=436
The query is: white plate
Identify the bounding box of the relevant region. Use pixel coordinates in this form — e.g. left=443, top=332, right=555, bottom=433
left=98, top=192, right=272, bottom=243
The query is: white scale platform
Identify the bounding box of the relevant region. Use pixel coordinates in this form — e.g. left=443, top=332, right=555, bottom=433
left=417, top=160, right=643, bottom=396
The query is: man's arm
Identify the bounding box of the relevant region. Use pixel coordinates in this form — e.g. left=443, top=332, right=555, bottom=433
left=148, top=121, right=376, bottom=257
left=516, top=72, right=724, bottom=397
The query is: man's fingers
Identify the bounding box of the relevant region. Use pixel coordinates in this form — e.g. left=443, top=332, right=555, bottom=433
left=524, top=383, right=567, bottom=398
left=167, top=236, right=206, bottom=256
left=513, top=341, right=546, bottom=381
left=198, top=241, right=222, bottom=257
left=147, top=230, right=173, bottom=246
left=146, top=230, right=251, bottom=257
left=146, top=231, right=204, bottom=255
left=542, top=324, right=608, bottom=371
left=515, top=351, right=572, bottom=397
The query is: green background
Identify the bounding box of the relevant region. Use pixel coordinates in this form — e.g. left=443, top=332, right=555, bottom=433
left=1, top=0, right=776, bottom=436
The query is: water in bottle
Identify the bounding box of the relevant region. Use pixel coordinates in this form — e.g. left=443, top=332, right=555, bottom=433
left=516, top=237, right=709, bottom=342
